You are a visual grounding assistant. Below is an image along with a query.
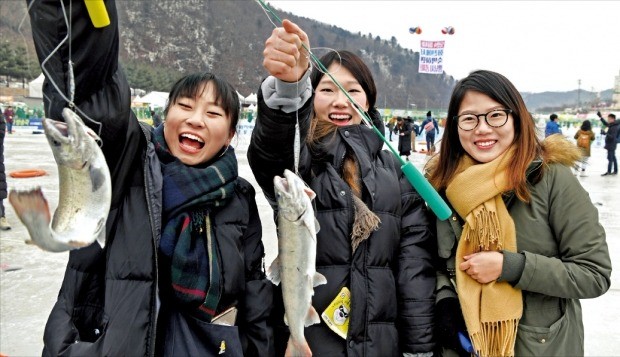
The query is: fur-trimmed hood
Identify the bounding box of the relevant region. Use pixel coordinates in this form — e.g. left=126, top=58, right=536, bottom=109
left=540, top=134, right=582, bottom=166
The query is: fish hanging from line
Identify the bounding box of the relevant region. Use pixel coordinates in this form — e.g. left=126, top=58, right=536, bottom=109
left=9, top=108, right=111, bottom=252
left=268, top=169, right=326, bottom=356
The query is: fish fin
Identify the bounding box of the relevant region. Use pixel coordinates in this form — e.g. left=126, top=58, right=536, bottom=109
left=283, top=314, right=289, bottom=326
left=303, top=186, right=316, bottom=200
left=314, top=218, right=320, bottom=234
left=285, top=337, right=312, bottom=357
left=267, top=257, right=281, bottom=285
left=95, top=218, right=106, bottom=248
left=89, top=164, right=106, bottom=192
left=8, top=188, right=51, bottom=227
left=304, top=306, right=321, bottom=327
left=312, top=272, right=327, bottom=287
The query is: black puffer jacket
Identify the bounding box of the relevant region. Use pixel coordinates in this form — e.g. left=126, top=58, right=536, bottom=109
left=248, top=86, right=436, bottom=356
left=30, top=1, right=272, bottom=355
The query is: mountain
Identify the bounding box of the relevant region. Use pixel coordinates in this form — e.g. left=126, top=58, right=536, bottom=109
left=0, top=0, right=612, bottom=111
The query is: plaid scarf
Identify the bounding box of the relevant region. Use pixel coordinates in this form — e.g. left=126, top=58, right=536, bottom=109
left=153, top=125, right=237, bottom=321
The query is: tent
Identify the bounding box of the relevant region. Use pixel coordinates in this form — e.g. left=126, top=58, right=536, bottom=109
left=29, top=73, right=44, bottom=98
left=138, top=91, right=168, bottom=108
left=244, top=92, right=257, bottom=105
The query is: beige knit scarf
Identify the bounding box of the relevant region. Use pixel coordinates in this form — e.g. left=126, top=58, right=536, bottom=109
left=445, top=148, right=522, bottom=357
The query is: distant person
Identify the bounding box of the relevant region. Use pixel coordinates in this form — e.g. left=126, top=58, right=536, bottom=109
left=387, top=116, right=396, bottom=141
left=0, top=110, right=9, bottom=230
left=421, top=111, right=439, bottom=154
left=427, top=70, right=611, bottom=356
left=150, top=109, right=162, bottom=127
left=407, top=116, right=420, bottom=152
left=573, top=119, right=595, bottom=176
left=3, top=106, right=14, bottom=134
left=598, top=111, right=619, bottom=176
left=544, top=113, right=562, bottom=137
left=394, top=116, right=412, bottom=160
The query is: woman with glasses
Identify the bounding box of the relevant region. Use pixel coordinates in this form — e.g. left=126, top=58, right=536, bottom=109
left=426, top=70, right=611, bottom=356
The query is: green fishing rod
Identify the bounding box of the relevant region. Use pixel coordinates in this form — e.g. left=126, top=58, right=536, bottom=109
left=256, top=0, right=452, bottom=220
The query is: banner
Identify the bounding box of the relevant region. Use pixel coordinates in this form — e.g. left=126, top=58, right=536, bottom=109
left=419, top=40, right=445, bottom=74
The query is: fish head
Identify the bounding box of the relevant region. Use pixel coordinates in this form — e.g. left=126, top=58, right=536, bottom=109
left=273, top=169, right=315, bottom=222
left=43, top=108, right=100, bottom=170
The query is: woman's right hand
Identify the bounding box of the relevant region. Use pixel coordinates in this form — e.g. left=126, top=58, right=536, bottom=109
left=263, top=19, right=310, bottom=83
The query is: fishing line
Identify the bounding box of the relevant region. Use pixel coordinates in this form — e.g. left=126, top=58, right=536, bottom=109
left=23, top=0, right=103, bottom=139
left=254, top=0, right=453, bottom=220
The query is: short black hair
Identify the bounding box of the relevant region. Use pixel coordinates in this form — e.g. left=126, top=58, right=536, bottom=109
left=550, top=113, right=558, bottom=121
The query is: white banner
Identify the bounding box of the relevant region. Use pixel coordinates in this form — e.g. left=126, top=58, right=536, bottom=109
left=419, top=40, right=445, bottom=74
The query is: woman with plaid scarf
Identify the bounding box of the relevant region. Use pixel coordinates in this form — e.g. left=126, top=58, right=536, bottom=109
left=28, top=1, right=273, bottom=356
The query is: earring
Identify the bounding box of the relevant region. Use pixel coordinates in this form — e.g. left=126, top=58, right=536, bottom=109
left=218, top=144, right=230, bottom=158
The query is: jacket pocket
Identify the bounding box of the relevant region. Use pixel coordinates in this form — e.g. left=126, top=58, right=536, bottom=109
left=515, top=301, right=583, bottom=356
left=71, top=304, right=109, bottom=343
left=162, top=307, right=244, bottom=356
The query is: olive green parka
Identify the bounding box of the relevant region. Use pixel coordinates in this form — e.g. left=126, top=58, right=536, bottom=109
left=434, top=136, right=611, bottom=356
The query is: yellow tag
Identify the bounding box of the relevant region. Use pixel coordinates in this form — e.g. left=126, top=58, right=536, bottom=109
left=321, top=287, right=351, bottom=339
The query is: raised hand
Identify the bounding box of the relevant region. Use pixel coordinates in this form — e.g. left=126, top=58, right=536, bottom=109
left=263, top=19, right=310, bottom=83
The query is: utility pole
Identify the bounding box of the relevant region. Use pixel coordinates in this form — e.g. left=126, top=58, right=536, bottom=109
left=577, top=79, right=581, bottom=111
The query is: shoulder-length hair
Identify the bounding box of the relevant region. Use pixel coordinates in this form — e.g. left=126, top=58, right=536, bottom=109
left=427, top=70, right=541, bottom=202
left=164, top=72, right=240, bottom=135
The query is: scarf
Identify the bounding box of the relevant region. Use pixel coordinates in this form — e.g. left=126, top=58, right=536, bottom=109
left=445, top=148, right=522, bottom=357
left=153, top=125, right=238, bottom=321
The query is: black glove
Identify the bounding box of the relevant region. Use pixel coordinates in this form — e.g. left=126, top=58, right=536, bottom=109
left=597, top=111, right=602, bottom=118
left=435, top=298, right=470, bottom=357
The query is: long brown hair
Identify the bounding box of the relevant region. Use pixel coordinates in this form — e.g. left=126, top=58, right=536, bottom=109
left=427, top=70, right=541, bottom=202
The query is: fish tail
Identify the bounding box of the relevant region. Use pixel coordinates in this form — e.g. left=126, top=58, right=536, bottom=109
left=285, top=337, right=313, bottom=357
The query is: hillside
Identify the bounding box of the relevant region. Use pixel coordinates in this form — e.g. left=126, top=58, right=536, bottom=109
left=0, top=0, right=612, bottom=111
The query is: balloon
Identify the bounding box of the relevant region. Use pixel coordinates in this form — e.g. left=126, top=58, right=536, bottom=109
left=409, top=27, right=422, bottom=35
left=442, top=26, right=455, bottom=35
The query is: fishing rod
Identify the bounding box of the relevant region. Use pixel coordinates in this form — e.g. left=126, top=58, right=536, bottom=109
left=256, top=0, right=451, bottom=220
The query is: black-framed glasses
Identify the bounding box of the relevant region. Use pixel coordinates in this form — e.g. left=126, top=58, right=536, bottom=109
left=454, top=109, right=512, bottom=131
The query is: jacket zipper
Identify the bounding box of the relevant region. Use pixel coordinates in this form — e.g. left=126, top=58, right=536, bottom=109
left=139, top=124, right=159, bottom=357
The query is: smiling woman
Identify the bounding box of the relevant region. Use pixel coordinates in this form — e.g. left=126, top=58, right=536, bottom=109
left=27, top=1, right=273, bottom=355
left=427, top=70, right=611, bottom=357
left=162, top=74, right=238, bottom=166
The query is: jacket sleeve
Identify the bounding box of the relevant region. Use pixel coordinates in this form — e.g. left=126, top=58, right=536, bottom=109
left=515, top=164, right=612, bottom=298
left=237, top=180, right=274, bottom=356
left=30, top=1, right=147, bottom=355
left=396, top=171, right=437, bottom=353
left=30, top=0, right=143, bottom=210
left=247, top=77, right=313, bottom=207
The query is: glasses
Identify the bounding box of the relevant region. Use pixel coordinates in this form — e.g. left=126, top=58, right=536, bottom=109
left=454, top=109, right=512, bottom=131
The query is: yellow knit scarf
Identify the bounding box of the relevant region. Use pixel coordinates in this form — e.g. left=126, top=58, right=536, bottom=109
left=445, top=148, right=522, bottom=357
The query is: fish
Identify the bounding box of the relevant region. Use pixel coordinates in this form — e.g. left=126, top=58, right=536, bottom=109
left=268, top=169, right=326, bottom=356
left=8, top=108, right=111, bottom=252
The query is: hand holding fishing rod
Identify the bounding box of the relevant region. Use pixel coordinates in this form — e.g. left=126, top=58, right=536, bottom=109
left=263, top=20, right=310, bottom=83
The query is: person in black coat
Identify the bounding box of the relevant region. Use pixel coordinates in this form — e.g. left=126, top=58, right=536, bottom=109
left=0, top=109, right=9, bottom=230
left=248, top=19, right=435, bottom=356
left=28, top=1, right=272, bottom=355
left=598, top=112, right=619, bottom=176
left=394, top=117, right=413, bottom=160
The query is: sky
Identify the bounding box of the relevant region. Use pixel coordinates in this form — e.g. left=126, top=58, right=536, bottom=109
left=267, top=1, right=620, bottom=93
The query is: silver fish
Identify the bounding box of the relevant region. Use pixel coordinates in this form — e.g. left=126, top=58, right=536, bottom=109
left=269, top=169, right=326, bottom=356
left=8, top=108, right=111, bottom=252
